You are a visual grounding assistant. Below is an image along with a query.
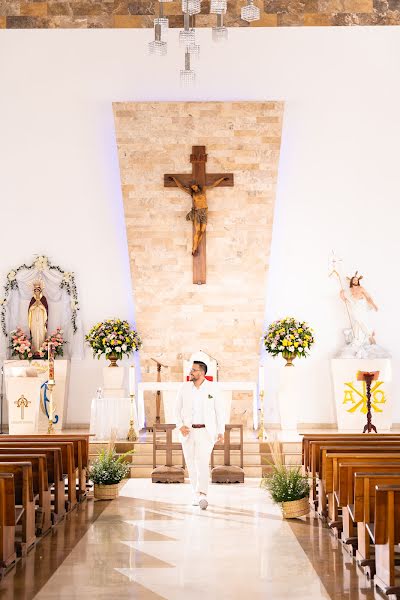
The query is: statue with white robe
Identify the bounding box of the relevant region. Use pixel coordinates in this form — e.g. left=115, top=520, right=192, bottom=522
left=28, top=281, right=48, bottom=356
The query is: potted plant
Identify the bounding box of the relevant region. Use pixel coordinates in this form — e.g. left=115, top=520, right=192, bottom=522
left=263, top=317, right=315, bottom=366
left=86, top=319, right=142, bottom=367
left=262, top=463, right=310, bottom=518
left=89, top=447, right=133, bottom=500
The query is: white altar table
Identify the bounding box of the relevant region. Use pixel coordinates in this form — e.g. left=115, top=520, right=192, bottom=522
left=90, top=397, right=139, bottom=440
left=137, top=381, right=258, bottom=430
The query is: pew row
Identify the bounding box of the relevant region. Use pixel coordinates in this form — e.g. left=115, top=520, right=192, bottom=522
left=0, top=444, right=67, bottom=520
left=302, top=435, right=400, bottom=504
left=0, top=463, right=36, bottom=556
left=368, top=484, right=400, bottom=596
left=1, top=435, right=91, bottom=503
left=0, top=474, right=17, bottom=578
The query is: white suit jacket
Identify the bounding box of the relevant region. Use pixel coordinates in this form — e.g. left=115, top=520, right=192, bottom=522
left=175, top=380, right=226, bottom=441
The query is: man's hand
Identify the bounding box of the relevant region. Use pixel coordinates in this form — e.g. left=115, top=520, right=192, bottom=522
left=180, top=426, right=190, bottom=437
left=216, top=433, right=224, bottom=444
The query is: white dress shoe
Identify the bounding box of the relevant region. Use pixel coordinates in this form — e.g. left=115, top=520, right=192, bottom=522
left=199, top=496, right=208, bottom=510
left=192, top=494, right=200, bottom=506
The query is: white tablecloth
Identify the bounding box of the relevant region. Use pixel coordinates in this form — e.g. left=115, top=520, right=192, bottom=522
left=90, top=397, right=139, bottom=440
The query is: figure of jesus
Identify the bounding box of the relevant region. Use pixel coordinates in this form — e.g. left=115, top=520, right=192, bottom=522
left=168, top=176, right=228, bottom=255
left=340, top=271, right=378, bottom=346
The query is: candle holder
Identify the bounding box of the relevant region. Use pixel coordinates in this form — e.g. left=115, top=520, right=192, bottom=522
left=47, top=380, right=56, bottom=435
left=258, top=390, right=266, bottom=440
left=127, top=393, right=138, bottom=442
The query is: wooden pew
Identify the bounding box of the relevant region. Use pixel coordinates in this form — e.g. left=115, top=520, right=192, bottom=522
left=303, top=435, right=400, bottom=503
left=0, top=455, right=51, bottom=536
left=0, top=440, right=77, bottom=510
left=369, top=484, right=400, bottom=595
left=318, top=446, right=400, bottom=517
left=0, top=445, right=65, bottom=524
left=336, top=462, right=400, bottom=545
left=4, top=435, right=91, bottom=501
left=0, top=474, right=16, bottom=578
left=351, top=472, right=400, bottom=572
left=0, top=463, right=36, bottom=556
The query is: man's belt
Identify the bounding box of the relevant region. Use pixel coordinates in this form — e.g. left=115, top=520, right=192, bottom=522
left=192, top=424, right=206, bottom=428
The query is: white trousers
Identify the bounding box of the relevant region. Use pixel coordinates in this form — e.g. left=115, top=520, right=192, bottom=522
left=182, top=428, right=215, bottom=495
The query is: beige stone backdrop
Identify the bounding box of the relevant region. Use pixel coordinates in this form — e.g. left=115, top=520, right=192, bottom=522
left=113, top=101, right=284, bottom=427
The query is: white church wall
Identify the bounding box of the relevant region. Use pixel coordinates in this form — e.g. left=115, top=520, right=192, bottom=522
left=0, top=27, right=398, bottom=425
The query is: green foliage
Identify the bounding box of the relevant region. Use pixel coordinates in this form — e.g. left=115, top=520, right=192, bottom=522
left=89, top=447, right=134, bottom=485
left=261, top=465, right=310, bottom=503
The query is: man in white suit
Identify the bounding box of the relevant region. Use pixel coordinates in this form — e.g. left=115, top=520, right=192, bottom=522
left=175, top=360, right=225, bottom=510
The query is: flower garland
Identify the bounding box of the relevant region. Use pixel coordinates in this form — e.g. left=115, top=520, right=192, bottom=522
left=0, top=255, right=80, bottom=337
left=86, top=319, right=142, bottom=359
left=263, top=317, right=315, bottom=359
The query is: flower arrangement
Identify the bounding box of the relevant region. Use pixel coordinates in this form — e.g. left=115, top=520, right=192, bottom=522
left=9, top=327, right=33, bottom=360
left=86, top=319, right=142, bottom=361
left=263, top=317, right=315, bottom=365
left=89, top=447, right=132, bottom=486
left=38, top=328, right=66, bottom=358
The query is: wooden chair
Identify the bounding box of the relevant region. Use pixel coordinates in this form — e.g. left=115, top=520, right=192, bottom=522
left=211, top=425, right=244, bottom=484
left=0, top=474, right=17, bottom=578
left=369, top=484, right=400, bottom=595
left=151, top=425, right=185, bottom=483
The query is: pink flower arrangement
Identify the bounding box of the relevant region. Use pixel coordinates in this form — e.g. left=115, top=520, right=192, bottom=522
left=9, top=327, right=33, bottom=360
left=39, top=327, right=65, bottom=358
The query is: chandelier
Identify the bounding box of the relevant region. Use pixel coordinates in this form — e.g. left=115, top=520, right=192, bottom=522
left=148, top=0, right=260, bottom=84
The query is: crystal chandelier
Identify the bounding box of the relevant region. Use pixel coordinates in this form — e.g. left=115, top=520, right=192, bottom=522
left=212, top=14, right=228, bottom=42
left=148, top=0, right=260, bottom=84
left=148, top=23, right=167, bottom=56
left=180, top=50, right=196, bottom=86
left=182, top=0, right=201, bottom=14
left=241, top=0, right=260, bottom=22
left=210, top=0, right=227, bottom=13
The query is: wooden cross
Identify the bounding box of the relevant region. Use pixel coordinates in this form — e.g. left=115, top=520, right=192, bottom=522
left=164, top=145, right=234, bottom=285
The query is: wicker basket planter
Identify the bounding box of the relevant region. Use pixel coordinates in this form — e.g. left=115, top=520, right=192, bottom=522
left=94, top=483, right=120, bottom=500
left=281, top=496, right=310, bottom=519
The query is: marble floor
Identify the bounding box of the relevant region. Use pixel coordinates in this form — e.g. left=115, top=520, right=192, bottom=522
left=0, top=479, right=391, bottom=600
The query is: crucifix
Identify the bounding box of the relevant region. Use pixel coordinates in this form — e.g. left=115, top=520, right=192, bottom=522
left=164, top=145, right=234, bottom=285
left=15, top=394, right=30, bottom=420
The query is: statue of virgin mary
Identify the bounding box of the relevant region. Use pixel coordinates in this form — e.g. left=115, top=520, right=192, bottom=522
left=28, top=280, right=48, bottom=356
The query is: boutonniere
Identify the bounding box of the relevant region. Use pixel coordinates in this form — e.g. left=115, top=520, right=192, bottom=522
left=208, top=394, right=214, bottom=400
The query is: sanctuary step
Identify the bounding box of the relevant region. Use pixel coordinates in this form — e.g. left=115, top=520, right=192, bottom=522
left=89, top=438, right=302, bottom=479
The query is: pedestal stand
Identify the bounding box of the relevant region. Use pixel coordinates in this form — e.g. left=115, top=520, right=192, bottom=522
left=357, top=370, right=379, bottom=433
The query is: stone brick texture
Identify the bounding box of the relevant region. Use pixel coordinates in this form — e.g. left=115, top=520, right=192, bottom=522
left=113, top=101, right=283, bottom=427
left=1, top=0, right=399, bottom=26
